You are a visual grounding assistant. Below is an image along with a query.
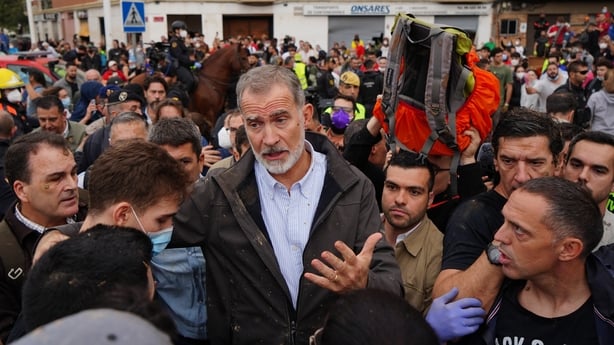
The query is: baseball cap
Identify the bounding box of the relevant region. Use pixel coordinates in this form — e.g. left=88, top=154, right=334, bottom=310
left=107, top=76, right=124, bottom=86
left=12, top=309, right=173, bottom=345
left=108, top=60, right=118, bottom=67
left=340, top=71, right=360, bottom=87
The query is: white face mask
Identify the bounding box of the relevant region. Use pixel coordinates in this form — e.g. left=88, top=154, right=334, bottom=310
left=515, top=72, right=526, bottom=80
left=195, top=43, right=201, bottom=48
left=180, top=30, right=188, bottom=38
left=6, top=89, right=21, bottom=103
left=217, top=126, right=232, bottom=149
left=511, top=59, right=520, bottom=66
left=600, top=43, right=608, bottom=49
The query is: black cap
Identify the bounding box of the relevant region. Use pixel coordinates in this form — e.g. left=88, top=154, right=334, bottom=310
left=107, top=89, right=145, bottom=107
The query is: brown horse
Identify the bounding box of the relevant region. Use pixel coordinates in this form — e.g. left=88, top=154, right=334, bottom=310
left=191, top=44, right=250, bottom=125
left=130, top=44, right=250, bottom=125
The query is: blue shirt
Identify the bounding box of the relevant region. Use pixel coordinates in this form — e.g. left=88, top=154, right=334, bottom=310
left=151, top=247, right=207, bottom=339
left=255, top=141, right=327, bottom=307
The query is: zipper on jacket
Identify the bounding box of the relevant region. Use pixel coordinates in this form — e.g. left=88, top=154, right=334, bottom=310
left=290, top=320, right=297, bottom=345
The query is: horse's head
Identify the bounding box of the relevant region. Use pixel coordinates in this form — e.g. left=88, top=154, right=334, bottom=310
left=232, top=44, right=251, bottom=74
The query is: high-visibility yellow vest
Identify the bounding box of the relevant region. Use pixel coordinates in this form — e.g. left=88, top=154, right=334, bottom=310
left=294, top=62, right=308, bottom=90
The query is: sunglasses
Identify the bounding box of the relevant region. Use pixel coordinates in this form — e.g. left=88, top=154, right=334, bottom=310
left=576, top=70, right=589, bottom=75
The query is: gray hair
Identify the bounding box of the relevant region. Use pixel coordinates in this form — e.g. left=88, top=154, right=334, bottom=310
left=236, top=65, right=305, bottom=113
left=109, top=111, right=149, bottom=136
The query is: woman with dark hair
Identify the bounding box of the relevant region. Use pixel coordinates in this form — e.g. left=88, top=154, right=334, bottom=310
left=509, top=64, right=526, bottom=109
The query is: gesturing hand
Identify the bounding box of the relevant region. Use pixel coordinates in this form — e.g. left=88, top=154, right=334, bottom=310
left=304, top=232, right=382, bottom=293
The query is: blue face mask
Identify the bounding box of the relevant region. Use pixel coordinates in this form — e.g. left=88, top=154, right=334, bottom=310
left=131, top=207, right=173, bottom=256
left=61, top=97, right=71, bottom=109
left=146, top=227, right=173, bottom=256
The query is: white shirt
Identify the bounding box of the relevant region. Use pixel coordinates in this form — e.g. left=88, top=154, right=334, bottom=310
left=255, top=141, right=327, bottom=307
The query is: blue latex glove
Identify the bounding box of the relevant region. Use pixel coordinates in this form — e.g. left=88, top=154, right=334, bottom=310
left=193, top=62, right=202, bottom=69
left=425, top=287, right=486, bottom=343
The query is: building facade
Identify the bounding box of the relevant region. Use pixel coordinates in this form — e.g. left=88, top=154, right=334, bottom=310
left=494, top=2, right=608, bottom=55
left=29, top=0, right=494, bottom=50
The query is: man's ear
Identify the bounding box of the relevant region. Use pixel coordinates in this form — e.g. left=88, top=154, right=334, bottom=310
left=427, top=191, right=434, bottom=207
left=13, top=180, right=28, bottom=203
left=303, top=103, right=314, bottom=128
left=112, top=202, right=133, bottom=227
left=198, top=150, right=205, bottom=169
left=558, top=237, right=584, bottom=262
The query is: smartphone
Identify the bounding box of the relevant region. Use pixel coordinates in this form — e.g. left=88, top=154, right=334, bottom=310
left=89, top=99, right=96, bottom=106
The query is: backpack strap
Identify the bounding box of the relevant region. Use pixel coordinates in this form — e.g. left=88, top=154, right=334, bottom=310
left=421, top=30, right=470, bottom=196
left=381, top=13, right=409, bottom=154
left=0, top=220, right=26, bottom=289
left=423, top=30, right=455, bottom=151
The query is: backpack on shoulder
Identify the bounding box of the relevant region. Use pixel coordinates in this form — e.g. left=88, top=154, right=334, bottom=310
left=374, top=14, right=500, bottom=194
left=0, top=220, right=26, bottom=290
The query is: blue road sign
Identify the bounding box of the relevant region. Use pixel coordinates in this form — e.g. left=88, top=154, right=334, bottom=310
left=122, top=1, right=145, bottom=33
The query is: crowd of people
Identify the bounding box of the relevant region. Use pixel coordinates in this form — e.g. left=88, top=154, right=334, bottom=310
left=480, top=10, right=614, bottom=133
left=0, top=10, right=613, bottom=345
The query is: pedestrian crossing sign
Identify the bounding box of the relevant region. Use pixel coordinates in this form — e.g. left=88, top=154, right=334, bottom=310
left=122, top=1, right=145, bottom=33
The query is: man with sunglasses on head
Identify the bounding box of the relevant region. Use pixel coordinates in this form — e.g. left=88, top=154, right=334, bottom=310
left=553, top=60, right=591, bottom=129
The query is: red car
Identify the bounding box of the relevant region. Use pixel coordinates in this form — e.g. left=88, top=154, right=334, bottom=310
left=0, top=51, right=61, bottom=85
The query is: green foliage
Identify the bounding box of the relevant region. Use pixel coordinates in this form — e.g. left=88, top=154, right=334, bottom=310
left=0, top=0, right=28, bottom=32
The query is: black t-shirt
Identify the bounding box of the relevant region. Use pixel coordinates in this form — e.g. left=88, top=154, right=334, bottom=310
left=66, top=80, right=79, bottom=99
left=427, top=162, right=486, bottom=233
left=441, top=189, right=507, bottom=271
left=496, top=282, right=598, bottom=345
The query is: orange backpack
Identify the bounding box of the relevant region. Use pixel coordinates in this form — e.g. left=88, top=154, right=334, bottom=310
left=374, top=14, right=500, bottom=194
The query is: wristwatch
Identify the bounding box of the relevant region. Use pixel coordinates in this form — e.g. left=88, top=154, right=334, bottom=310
left=486, top=243, right=502, bottom=266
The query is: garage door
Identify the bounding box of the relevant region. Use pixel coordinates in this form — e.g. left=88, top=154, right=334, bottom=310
left=434, top=15, right=478, bottom=39
left=328, top=16, right=385, bottom=51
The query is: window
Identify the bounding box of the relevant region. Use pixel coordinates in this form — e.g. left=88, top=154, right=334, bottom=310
left=500, top=19, right=518, bottom=35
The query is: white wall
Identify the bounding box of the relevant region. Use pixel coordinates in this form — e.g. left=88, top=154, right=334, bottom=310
left=274, top=4, right=329, bottom=50
left=40, top=1, right=493, bottom=51
left=476, top=11, right=493, bottom=48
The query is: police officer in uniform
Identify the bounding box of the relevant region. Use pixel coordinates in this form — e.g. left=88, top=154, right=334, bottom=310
left=169, top=20, right=201, bottom=93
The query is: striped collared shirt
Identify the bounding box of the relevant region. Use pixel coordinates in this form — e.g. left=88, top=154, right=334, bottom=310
left=14, top=204, right=75, bottom=234
left=255, top=141, right=327, bottom=307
